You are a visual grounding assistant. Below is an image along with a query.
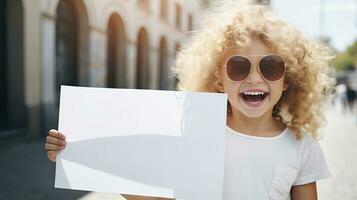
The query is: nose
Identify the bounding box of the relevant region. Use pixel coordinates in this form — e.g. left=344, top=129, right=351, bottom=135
left=246, top=61, right=264, bottom=84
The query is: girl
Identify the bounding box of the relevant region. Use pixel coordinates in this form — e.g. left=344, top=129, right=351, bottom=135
left=45, top=0, right=335, bottom=199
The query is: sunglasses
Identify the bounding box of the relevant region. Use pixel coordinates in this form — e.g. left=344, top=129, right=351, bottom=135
left=225, top=54, right=286, bottom=81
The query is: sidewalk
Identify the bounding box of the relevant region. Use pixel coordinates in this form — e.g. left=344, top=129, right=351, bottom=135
left=0, top=138, right=87, bottom=200
left=318, top=103, right=357, bottom=200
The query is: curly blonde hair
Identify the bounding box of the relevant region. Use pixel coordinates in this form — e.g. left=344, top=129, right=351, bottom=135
left=172, top=0, right=335, bottom=140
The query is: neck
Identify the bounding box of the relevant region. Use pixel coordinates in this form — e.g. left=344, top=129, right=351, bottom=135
left=227, top=107, right=285, bottom=137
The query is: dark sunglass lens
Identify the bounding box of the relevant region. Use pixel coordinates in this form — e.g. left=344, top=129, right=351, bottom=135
left=226, top=56, right=251, bottom=81
left=259, top=55, right=285, bottom=81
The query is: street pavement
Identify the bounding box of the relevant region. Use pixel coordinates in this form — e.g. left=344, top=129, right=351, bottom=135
left=0, top=103, right=356, bottom=200
left=0, top=137, right=88, bottom=200
left=318, top=103, right=357, bottom=200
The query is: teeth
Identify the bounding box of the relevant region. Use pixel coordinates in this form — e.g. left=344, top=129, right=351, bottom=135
left=243, top=92, right=265, bottom=96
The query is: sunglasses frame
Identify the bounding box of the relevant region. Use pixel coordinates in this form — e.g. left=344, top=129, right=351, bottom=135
left=224, top=54, right=286, bottom=82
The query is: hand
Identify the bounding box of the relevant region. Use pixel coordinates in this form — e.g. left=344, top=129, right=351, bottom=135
left=45, top=129, right=67, bottom=162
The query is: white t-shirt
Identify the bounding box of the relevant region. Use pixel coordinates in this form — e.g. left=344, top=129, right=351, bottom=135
left=224, top=126, right=331, bottom=200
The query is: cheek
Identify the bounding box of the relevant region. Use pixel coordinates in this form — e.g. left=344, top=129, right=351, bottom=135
left=223, top=81, right=240, bottom=104
left=222, top=79, right=239, bottom=94
left=269, top=81, right=285, bottom=100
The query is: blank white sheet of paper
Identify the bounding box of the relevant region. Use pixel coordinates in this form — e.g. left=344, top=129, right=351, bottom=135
left=55, top=86, right=227, bottom=200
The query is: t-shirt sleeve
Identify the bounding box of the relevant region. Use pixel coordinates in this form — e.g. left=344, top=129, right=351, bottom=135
left=293, top=139, right=331, bottom=185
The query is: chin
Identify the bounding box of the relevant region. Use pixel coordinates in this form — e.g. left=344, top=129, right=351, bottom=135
left=230, top=101, right=269, bottom=119
left=240, top=110, right=268, bottom=119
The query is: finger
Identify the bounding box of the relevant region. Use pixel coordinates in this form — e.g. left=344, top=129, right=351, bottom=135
left=47, top=151, right=58, bottom=162
left=48, top=129, right=66, bottom=140
left=46, top=136, right=66, bottom=146
left=44, top=143, right=64, bottom=151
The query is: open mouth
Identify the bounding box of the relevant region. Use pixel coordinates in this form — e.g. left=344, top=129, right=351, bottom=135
left=239, top=91, right=269, bottom=107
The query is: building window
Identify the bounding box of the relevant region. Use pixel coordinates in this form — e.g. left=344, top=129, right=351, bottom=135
left=56, top=0, right=79, bottom=102
left=107, top=14, right=127, bottom=88
left=160, top=0, right=168, bottom=22
left=175, top=3, right=182, bottom=30
left=158, top=37, right=168, bottom=90
left=136, top=28, right=150, bottom=89
left=0, top=0, right=26, bottom=132
left=188, top=13, right=193, bottom=31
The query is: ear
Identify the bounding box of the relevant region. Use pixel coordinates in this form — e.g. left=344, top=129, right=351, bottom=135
left=215, top=80, right=225, bottom=93
left=283, top=83, right=289, bottom=91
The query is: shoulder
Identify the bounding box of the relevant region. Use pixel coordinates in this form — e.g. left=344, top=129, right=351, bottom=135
left=285, top=128, right=317, bottom=144
left=285, top=128, right=329, bottom=171
left=284, top=128, right=320, bottom=153
left=290, top=129, right=331, bottom=185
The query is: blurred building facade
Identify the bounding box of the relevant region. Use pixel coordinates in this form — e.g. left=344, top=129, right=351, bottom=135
left=0, top=0, right=208, bottom=138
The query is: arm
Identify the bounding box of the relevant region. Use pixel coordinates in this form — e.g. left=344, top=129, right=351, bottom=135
left=290, top=182, right=317, bottom=200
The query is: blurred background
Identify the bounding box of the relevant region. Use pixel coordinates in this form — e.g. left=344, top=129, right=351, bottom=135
left=0, top=0, right=356, bottom=199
